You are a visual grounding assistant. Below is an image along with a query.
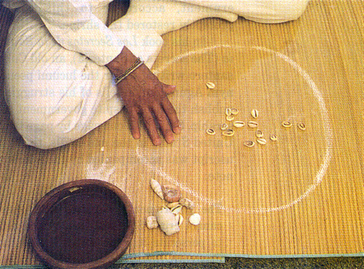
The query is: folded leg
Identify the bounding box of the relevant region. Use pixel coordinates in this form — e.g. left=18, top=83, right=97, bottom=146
left=4, top=4, right=122, bottom=149
left=175, top=0, right=310, bottom=23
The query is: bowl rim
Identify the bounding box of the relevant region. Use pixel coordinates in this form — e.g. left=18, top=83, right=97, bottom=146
left=28, top=179, right=135, bottom=269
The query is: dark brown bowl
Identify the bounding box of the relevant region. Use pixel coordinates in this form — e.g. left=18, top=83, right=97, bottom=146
left=28, top=179, right=135, bottom=269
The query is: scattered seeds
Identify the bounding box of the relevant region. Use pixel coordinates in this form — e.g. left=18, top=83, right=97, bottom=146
left=282, top=121, right=292, bottom=128
left=206, top=82, right=215, bottom=89
left=298, top=122, right=306, bottom=130
left=189, top=213, right=201, bottom=226
left=255, top=129, right=263, bottom=138
left=231, top=108, right=239, bottom=115
left=222, top=129, right=235, bottom=137
left=226, top=114, right=235, bottom=121
left=251, top=109, right=259, bottom=118
left=244, top=141, right=255, bottom=148
left=206, top=128, right=216, bottom=135
left=220, top=123, right=228, bottom=130
left=225, top=108, right=232, bottom=116
left=270, top=134, right=278, bottom=141
left=247, top=121, right=258, bottom=128
left=257, top=138, right=267, bottom=145
left=233, top=121, right=245, bottom=128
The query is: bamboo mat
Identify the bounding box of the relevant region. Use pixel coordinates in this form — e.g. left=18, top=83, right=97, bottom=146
left=1, top=0, right=364, bottom=266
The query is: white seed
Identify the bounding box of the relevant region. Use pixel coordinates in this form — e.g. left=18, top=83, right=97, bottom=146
left=297, top=122, right=306, bottom=130
left=206, top=82, right=216, bottom=89
left=248, top=121, right=258, bottom=128
left=146, top=216, right=158, bottom=229
left=233, top=121, right=245, bottom=128
left=226, top=114, right=235, bottom=121
left=189, top=213, right=201, bottom=225
left=243, top=141, right=255, bottom=148
left=251, top=109, right=259, bottom=118
left=220, top=123, right=229, bottom=130
left=270, top=134, right=278, bottom=141
left=231, top=108, right=239, bottom=115
left=179, top=198, right=195, bottom=209
left=257, top=138, right=267, bottom=145
left=282, top=121, right=292, bottom=128
left=222, top=129, right=235, bottom=136
left=206, top=128, right=216, bottom=135
left=171, top=205, right=183, bottom=215
left=225, top=108, right=232, bottom=116
left=255, top=129, right=263, bottom=138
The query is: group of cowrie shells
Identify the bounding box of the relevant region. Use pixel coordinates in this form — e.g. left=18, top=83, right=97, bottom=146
left=147, top=179, right=200, bottom=236
left=206, top=106, right=306, bottom=147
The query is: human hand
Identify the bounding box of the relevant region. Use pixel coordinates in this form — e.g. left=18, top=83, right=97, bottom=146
left=106, top=47, right=181, bottom=145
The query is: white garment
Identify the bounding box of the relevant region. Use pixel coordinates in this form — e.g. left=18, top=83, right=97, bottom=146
left=3, top=0, right=309, bottom=149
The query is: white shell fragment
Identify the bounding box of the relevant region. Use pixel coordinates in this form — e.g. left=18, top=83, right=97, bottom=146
left=297, top=122, right=306, bottom=130
left=206, top=82, right=216, bottom=89
left=189, top=213, right=201, bottom=225
left=282, top=121, right=292, bottom=128
left=171, top=205, right=183, bottom=215
left=257, top=138, right=267, bottom=145
left=179, top=198, right=195, bottom=209
left=150, top=179, right=164, bottom=200
left=206, top=128, right=216, bottom=135
left=177, top=214, right=184, bottom=226
left=233, top=121, right=245, bottom=128
left=251, top=109, right=259, bottom=118
left=156, top=208, right=180, bottom=236
left=247, top=121, right=258, bottom=128
left=146, top=216, right=158, bottom=229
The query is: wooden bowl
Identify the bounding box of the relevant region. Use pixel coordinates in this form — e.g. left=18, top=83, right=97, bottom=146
left=28, top=179, right=135, bottom=269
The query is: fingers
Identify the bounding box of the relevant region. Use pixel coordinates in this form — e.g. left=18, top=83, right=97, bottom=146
left=140, top=108, right=162, bottom=146
left=152, top=104, right=175, bottom=144
left=162, top=83, right=176, bottom=95
left=161, top=97, right=181, bottom=135
left=127, top=107, right=141, bottom=140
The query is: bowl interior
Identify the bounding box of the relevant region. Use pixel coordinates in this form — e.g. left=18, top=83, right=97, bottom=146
left=29, top=180, right=134, bottom=268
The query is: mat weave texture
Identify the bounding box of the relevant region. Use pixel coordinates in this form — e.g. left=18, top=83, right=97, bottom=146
left=1, top=0, right=364, bottom=266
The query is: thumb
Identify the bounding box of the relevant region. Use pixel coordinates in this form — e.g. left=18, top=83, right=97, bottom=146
left=162, top=83, right=176, bottom=95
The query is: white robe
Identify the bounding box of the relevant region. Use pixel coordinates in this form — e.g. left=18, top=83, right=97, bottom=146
left=3, top=0, right=309, bottom=149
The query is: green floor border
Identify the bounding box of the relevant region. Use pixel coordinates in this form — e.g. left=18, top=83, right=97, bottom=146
left=2, top=252, right=364, bottom=268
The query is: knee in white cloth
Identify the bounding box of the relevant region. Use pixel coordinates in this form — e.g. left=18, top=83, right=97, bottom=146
left=175, top=0, right=310, bottom=23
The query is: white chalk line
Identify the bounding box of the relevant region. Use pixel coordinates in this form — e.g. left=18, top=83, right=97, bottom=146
left=143, top=45, right=334, bottom=213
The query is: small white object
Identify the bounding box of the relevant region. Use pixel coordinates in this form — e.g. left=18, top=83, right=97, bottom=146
left=189, top=213, right=201, bottom=225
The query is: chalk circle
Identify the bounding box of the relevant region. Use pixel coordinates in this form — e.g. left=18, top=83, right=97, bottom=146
left=139, top=45, right=333, bottom=214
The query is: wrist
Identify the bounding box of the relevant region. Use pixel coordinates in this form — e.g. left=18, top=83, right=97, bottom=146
left=106, top=46, right=138, bottom=77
